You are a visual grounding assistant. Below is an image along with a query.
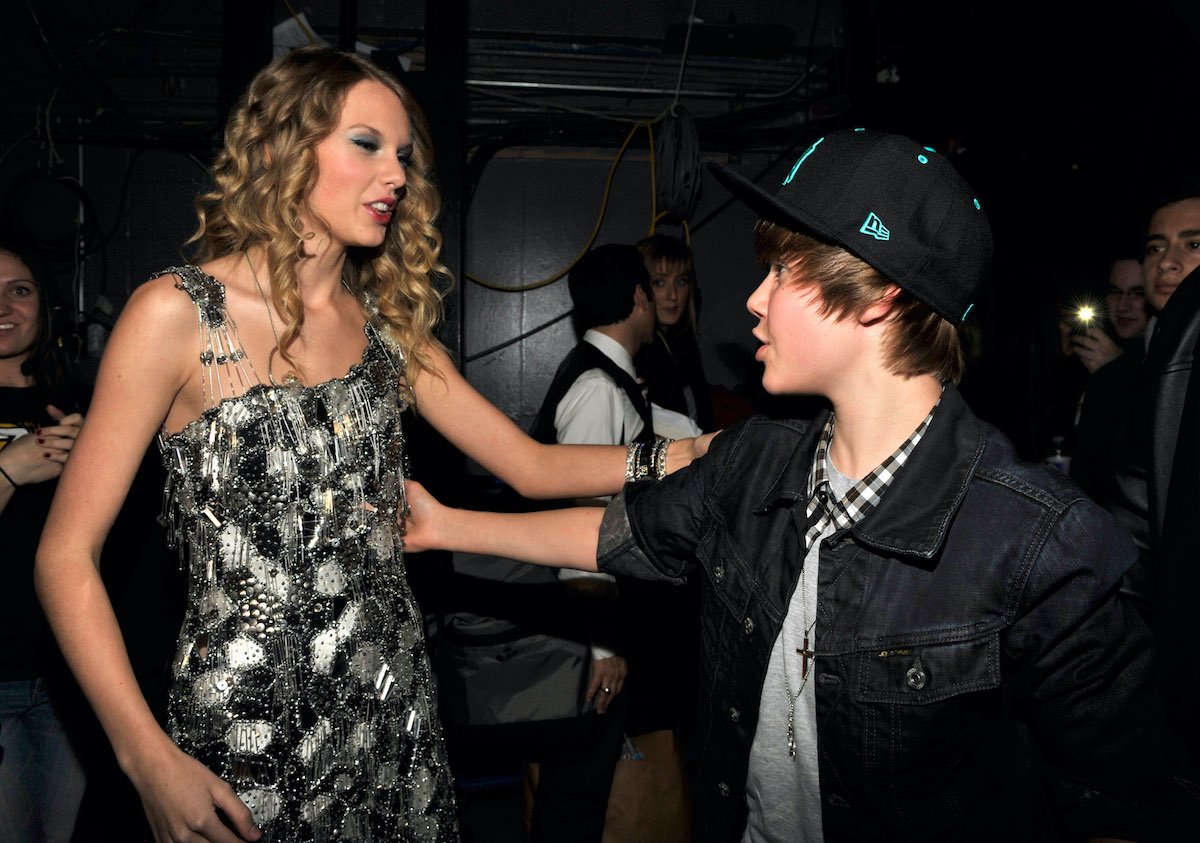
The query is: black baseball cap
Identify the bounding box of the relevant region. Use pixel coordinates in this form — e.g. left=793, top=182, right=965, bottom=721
left=709, top=128, right=993, bottom=323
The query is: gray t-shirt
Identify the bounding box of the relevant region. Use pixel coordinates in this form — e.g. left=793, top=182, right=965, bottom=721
left=741, top=456, right=855, bottom=843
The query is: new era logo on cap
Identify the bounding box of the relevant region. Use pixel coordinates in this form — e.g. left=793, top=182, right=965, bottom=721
left=859, top=212, right=890, bottom=241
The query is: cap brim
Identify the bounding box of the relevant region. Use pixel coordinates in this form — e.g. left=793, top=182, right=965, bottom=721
left=707, top=162, right=813, bottom=233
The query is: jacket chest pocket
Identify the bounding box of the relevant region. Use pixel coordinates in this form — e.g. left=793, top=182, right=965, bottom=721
left=694, top=526, right=779, bottom=689
left=695, top=527, right=756, bottom=620
left=852, top=635, right=1002, bottom=779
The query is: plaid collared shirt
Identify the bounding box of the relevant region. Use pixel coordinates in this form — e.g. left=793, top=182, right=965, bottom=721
left=803, top=397, right=941, bottom=552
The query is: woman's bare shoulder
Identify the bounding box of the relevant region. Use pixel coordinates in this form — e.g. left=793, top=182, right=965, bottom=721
left=126, top=254, right=244, bottom=322
left=120, top=272, right=206, bottom=329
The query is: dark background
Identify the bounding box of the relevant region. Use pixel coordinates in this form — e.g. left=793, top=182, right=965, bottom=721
left=3, top=0, right=1198, bottom=409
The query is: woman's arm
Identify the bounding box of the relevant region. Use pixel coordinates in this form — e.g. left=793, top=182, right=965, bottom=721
left=410, top=342, right=714, bottom=499
left=34, top=276, right=260, bottom=843
left=404, top=478, right=603, bottom=570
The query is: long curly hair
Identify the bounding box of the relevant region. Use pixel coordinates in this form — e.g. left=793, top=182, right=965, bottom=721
left=188, top=46, right=449, bottom=380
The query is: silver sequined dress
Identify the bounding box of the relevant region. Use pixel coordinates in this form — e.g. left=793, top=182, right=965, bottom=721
left=155, top=266, right=459, bottom=841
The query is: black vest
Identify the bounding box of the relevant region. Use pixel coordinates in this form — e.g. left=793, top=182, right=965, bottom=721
left=528, top=340, right=654, bottom=446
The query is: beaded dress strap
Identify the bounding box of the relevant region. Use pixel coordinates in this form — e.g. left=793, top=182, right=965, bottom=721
left=152, top=265, right=261, bottom=412
left=153, top=265, right=227, bottom=328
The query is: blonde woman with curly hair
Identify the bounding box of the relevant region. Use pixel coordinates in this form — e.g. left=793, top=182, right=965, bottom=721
left=34, top=47, right=709, bottom=843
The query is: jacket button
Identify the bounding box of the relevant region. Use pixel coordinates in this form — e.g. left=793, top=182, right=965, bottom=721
left=905, top=659, right=927, bottom=691
left=718, top=782, right=731, bottom=797
left=743, top=617, right=754, bottom=634
left=713, top=564, right=724, bottom=582
left=728, top=706, right=740, bottom=723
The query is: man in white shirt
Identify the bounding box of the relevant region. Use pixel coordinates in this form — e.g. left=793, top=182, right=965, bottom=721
left=533, top=244, right=660, bottom=455
left=529, top=245, right=703, bottom=841
left=503, top=244, right=662, bottom=843
left=528, top=243, right=661, bottom=720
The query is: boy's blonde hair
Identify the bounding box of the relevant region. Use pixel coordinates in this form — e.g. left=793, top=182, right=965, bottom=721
left=754, top=220, right=964, bottom=383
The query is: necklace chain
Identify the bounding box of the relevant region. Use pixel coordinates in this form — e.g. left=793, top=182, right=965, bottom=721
left=244, top=251, right=300, bottom=387
left=782, top=541, right=819, bottom=760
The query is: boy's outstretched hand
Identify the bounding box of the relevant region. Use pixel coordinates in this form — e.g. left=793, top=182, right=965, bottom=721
left=400, top=479, right=442, bottom=553
left=400, top=478, right=605, bottom=572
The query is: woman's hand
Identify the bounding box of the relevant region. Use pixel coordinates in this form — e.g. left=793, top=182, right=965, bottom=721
left=125, top=740, right=261, bottom=843
left=0, top=404, right=83, bottom=486
left=665, top=430, right=720, bottom=475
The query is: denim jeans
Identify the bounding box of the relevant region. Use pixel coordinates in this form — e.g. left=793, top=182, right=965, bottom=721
left=0, top=678, right=86, bottom=843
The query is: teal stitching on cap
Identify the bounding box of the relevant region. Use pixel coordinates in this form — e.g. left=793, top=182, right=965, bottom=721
left=973, top=198, right=981, bottom=210
left=917, top=154, right=929, bottom=164
left=854, top=127, right=866, bottom=132
left=859, top=212, right=890, bottom=241
left=961, top=303, right=975, bottom=321
left=783, top=137, right=825, bottom=184
left=923, top=146, right=936, bottom=153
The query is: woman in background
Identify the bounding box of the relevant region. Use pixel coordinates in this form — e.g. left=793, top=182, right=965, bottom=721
left=0, top=240, right=87, bottom=842
left=635, top=234, right=714, bottom=432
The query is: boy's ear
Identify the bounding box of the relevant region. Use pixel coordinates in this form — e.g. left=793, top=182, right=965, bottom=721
left=859, top=284, right=902, bottom=326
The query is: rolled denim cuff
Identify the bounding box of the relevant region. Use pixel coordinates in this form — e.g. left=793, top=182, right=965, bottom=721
left=597, top=493, right=658, bottom=579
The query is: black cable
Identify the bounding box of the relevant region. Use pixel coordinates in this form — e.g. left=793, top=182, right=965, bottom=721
left=94, top=148, right=146, bottom=253
left=655, top=105, right=701, bottom=225
left=463, top=309, right=573, bottom=364
left=802, top=0, right=825, bottom=121
left=23, top=4, right=224, bottom=147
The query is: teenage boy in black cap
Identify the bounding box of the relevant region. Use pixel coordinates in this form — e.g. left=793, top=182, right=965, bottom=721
left=405, top=129, right=1184, bottom=840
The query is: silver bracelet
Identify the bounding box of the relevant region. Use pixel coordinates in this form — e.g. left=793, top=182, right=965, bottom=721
left=624, top=437, right=673, bottom=482
left=652, top=437, right=674, bottom=480
left=624, top=441, right=645, bottom=482
left=624, top=441, right=643, bottom=482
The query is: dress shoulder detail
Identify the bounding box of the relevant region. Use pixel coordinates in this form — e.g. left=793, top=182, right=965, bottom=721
left=151, top=265, right=228, bottom=329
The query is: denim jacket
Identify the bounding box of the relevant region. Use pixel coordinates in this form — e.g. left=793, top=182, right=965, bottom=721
left=598, top=385, right=1176, bottom=841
